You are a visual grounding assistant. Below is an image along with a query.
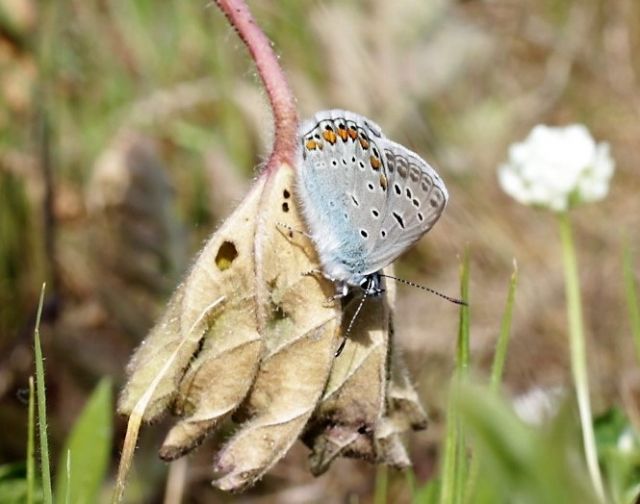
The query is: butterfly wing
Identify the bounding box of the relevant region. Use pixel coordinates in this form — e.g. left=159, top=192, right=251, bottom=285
left=359, top=138, right=448, bottom=275
left=296, top=110, right=447, bottom=284
left=297, top=110, right=384, bottom=282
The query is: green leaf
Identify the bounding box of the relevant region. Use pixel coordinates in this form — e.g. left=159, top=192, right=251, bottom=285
left=594, top=408, right=640, bottom=504
left=54, top=379, right=113, bottom=504
left=456, top=383, right=599, bottom=504
left=0, top=463, right=42, bottom=504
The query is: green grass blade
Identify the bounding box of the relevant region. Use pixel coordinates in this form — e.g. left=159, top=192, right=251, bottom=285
left=490, top=260, right=518, bottom=390
left=465, top=260, right=518, bottom=501
left=26, top=376, right=35, bottom=504
left=55, top=378, right=113, bottom=504
left=456, top=249, right=471, bottom=376
left=439, top=392, right=460, bottom=504
left=374, top=465, right=388, bottom=504
left=34, top=283, right=52, bottom=504
left=64, top=450, right=70, bottom=504
left=439, top=249, right=471, bottom=504
left=623, top=240, right=640, bottom=364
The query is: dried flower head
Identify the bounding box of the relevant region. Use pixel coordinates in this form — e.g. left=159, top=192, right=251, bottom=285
left=498, top=124, right=615, bottom=212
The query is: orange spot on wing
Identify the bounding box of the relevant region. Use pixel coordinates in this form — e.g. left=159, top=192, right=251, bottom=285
left=359, top=138, right=370, bottom=150
left=337, top=128, right=348, bottom=141
left=348, top=127, right=358, bottom=140
left=322, top=130, right=337, bottom=144
left=305, top=140, right=317, bottom=150
left=379, top=174, right=388, bottom=190
left=370, top=156, right=381, bottom=170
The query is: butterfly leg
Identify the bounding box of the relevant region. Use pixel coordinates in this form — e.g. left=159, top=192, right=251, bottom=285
left=301, top=270, right=347, bottom=306
left=276, top=221, right=311, bottom=240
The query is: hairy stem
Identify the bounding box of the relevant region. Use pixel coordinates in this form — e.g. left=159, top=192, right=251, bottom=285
left=214, top=0, right=298, bottom=171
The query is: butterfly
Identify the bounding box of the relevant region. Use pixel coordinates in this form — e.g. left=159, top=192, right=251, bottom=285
left=295, top=110, right=448, bottom=298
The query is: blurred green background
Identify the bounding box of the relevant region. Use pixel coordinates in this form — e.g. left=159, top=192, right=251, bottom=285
left=1, top=0, right=639, bottom=502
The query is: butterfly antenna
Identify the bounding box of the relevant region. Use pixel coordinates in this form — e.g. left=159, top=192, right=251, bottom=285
left=335, top=291, right=369, bottom=357
left=378, top=273, right=467, bottom=306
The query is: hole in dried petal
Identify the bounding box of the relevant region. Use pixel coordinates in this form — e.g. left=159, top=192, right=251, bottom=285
left=271, top=302, right=287, bottom=321
left=215, top=241, right=238, bottom=271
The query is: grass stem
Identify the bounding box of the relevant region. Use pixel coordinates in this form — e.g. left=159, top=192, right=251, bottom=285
left=34, top=283, right=53, bottom=504
left=490, top=260, right=518, bottom=390
left=374, top=465, right=388, bottom=504
left=465, top=260, right=518, bottom=501
left=440, top=250, right=470, bottom=504
left=27, top=376, right=35, bottom=504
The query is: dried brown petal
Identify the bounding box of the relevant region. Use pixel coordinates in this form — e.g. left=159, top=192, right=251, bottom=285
left=118, top=178, right=266, bottom=425
left=304, top=277, right=391, bottom=475
left=211, top=164, right=341, bottom=491
left=305, top=275, right=428, bottom=474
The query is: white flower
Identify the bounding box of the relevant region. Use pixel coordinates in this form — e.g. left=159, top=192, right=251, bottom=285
left=498, top=124, right=615, bottom=212
left=617, top=427, right=638, bottom=454
left=512, top=386, right=565, bottom=425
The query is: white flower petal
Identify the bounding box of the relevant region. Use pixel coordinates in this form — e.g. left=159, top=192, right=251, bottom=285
left=497, top=124, right=614, bottom=211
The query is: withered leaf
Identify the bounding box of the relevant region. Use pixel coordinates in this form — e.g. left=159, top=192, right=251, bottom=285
left=305, top=273, right=428, bottom=474
left=211, top=163, right=341, bottom=491
left=118, top=178, right=266, bottom=438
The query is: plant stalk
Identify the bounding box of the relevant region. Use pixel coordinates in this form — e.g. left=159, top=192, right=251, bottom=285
left=557, top=212, right=604, bottom=501
left=34, top=283, right=53, bottom=504
left=623, top=239, right=640, bottom=364
left=27, top=376, right=35, bottom=504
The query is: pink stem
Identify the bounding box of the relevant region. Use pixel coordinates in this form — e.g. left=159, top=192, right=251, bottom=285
left=214, top=0, right=298, bottom=172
